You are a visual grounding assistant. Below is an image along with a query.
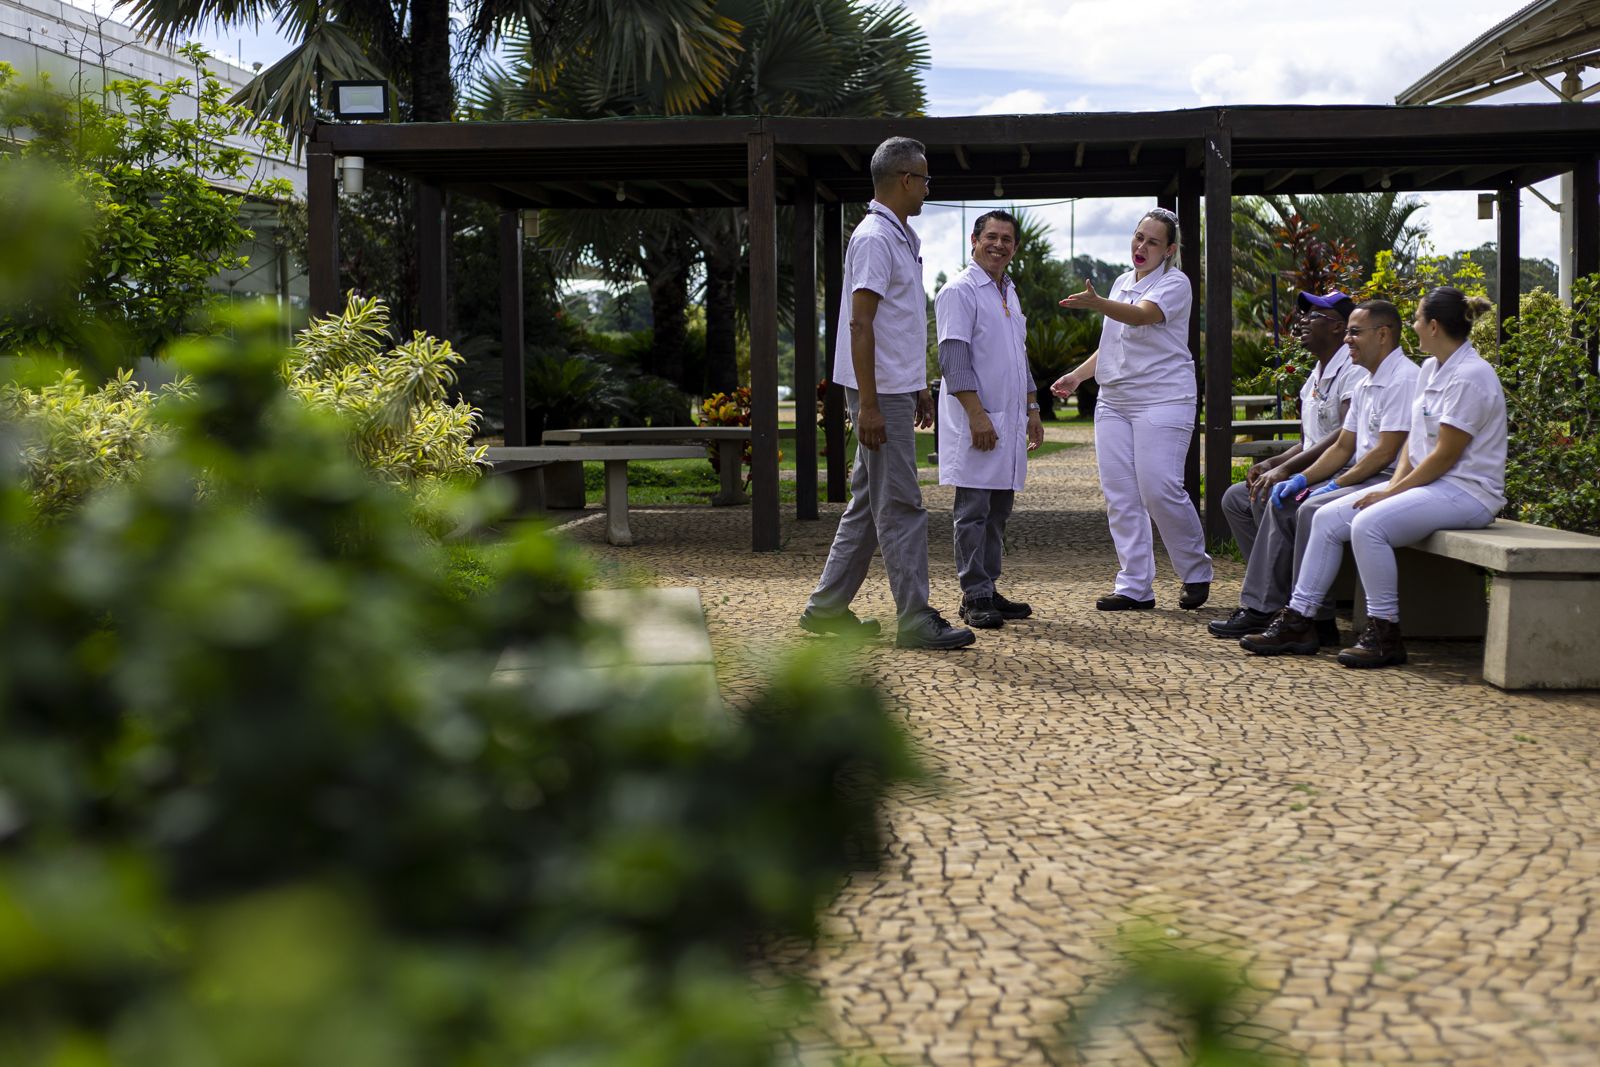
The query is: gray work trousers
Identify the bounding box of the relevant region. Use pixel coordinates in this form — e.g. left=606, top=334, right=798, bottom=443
left=1234, top=471, right=1384, bottom=618
left=806, top=388, right=933, bottom=629
left=953, top=486, right=1016, bottom=600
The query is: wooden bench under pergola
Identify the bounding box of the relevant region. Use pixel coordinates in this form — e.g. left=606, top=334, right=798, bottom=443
left=306, top=106, right=1600, bottom=552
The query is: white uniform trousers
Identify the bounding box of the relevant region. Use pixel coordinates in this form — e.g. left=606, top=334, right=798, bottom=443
left=1094, top=399, right=1214, bottom=601
left=1288, top=481, right=1495, bottom=623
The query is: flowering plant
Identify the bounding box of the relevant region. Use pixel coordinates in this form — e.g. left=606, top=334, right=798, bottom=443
left=1236, top=338, right=1312, bottom=415
left=698, top=387, right=781, bottom=480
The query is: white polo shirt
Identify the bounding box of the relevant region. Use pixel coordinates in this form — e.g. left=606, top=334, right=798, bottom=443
left=1343, top=348, right=1419, bottom=466
left=831, top=201, right=927, bottom=396
left=1408, top=342, right=1507, bottom=513
left=1095, top=265, right=1194, bottom=409
left=1298, top=345, right=1359, bottom=443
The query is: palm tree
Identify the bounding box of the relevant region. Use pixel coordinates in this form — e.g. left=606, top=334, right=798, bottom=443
left=1263, top=192, right=1428, bottom=278
left=470, top=0, right=928, bottom=392
left=117, top=0, right=743, bottom=131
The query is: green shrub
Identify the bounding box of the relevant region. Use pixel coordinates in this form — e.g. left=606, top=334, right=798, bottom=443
left=1495, top=282, right=1600, bottom=535
left=0, top=306, right=921, bottom=1064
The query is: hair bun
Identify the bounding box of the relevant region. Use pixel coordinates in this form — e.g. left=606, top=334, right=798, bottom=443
left=1465, top=295, right=1493, bottom=324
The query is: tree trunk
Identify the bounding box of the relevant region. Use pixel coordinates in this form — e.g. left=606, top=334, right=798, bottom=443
left=704, top=242, right=739, bottom=393
left=648, top=250, right=689, bottom=387
left=409, top=0, right=455, bottom=122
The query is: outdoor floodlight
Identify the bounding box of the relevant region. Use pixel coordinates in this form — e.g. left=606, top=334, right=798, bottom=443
left=341, top=156, right=365, bottom=195
left=1478, top=192, right=1495, bottom=220
left=331, top=80, right=390, bottom=120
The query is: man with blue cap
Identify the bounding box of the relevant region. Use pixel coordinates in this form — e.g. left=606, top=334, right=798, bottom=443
left=1209, top=290, right=1362, bottom=639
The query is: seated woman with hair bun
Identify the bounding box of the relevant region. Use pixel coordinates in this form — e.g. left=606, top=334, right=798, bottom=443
left=1240, top=287, right=1506, bottom=669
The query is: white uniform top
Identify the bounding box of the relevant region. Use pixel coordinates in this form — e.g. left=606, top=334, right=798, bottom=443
left=934, top=262, right=1032, bottom=491
left=1342, top=347, right=1419, bottom=466
left=1095, top=265, right=1194, bottom=409
left=831, top=200, right=927, bottom=396
left=1298, top=345, right=1360, bottom=444
left=1407, top=342, right=1507, bottom=514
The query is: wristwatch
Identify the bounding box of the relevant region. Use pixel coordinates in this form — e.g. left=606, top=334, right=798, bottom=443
left=1027, top=402, right=1041, bottom=412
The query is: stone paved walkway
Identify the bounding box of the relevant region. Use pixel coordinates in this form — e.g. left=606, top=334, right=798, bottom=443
left=560, top=422, right=1600, bottom=1066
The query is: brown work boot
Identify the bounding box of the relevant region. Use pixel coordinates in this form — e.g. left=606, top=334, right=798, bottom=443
left=1337, top=618, right=1408, bottom=669
left=1238, top=607, right=1320, bottom=656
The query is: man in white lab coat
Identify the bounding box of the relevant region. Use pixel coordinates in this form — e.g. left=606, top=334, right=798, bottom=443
left=935, top=210, right=1045, bottom=629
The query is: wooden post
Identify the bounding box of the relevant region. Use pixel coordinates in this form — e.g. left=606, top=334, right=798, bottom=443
left=1203, top=126, right=1233, bottom=543
left=1496, top=183, right=1520, bottom=348
left=1576, top=154, right=1599, bottom=372
left=307, top=143, right=339, bottom=317
left=1179, top=166, right=1203, bottom=513
left=499, top=209, right=527, bottom=446
left=793, top=180, right=819, bottom=520
left=748, top=131, right=781, bottom=551
left=417, top=182, right=448, bottom=340
left=823, top=200, right=847, bottom=502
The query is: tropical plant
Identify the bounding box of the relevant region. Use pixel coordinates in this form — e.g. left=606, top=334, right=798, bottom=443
left=1494, top=282, right=1600, bottom=535
left=524, top=349, right=631, bottom=441
left=0, top=50, right=291, bottom=364
left=1025, top=317, right=1098, bottom=420
left=1263, top=192, right=1428, bottom=279
left=1359, top=248, right=1488, bottom=352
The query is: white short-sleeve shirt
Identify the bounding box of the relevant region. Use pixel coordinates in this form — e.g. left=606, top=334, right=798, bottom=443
left=1095, top=266, right=1195, bottom=408
left=831, top=201, right=927, bottom=396
left=1298, top=345, right=1360, bottom=443
left=1342, top=348, right=1419, bottom=466
left=934, top=262, right=1032, bottom=490
left=1408, top=342, right=1507, bottom=513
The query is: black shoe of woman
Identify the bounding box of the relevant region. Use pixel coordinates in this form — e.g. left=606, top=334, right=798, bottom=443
left=1096, top=593, right=1155, bottom=611
left=1179, top=582, right=1210, bottom=610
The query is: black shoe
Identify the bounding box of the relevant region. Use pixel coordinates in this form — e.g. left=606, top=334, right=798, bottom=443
left=1315, top=618, right=1340, bottom=647
left=1179, top=582, right=1211, bottom=610
left=991, top=591, right=1033, bottom=620
left=1208, top=607, right=1275, bottom=638
left=1096, top=593, right=1155, bottom=611
left=1238, top=607, right=1320, bottom=656
left=895, top=613, right=977, bottom=650
left=799, top=607, right=882, bottom=638
left=959, top=597, right=1005, bottom=629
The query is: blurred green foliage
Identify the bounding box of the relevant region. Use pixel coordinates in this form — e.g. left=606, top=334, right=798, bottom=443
left=0, top=306, right=922, bottom=1063
left=0, top=48, right=291, bottom=366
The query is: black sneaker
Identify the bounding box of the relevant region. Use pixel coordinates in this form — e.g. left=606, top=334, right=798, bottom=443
left=1179, top=581, right=1211, bottom=610
left=1208, top=607, right=1275, bottom=638
left=1096, top=593, right=1155, bottom=611
left=991, top=591, right=1033, bottom=620
left=799, top=608, right=882, bottom=638
left=895, top=613, right=977, bottom=650
left=959, top=597, right=1004, bottom=629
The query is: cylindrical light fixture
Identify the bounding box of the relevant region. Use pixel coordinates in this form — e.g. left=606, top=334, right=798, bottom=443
left=341, top=155, right=365, bottom=195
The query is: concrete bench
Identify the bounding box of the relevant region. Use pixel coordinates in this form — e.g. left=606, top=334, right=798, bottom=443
left=483, top=444, right=703, bottom=546
left=1231, top=418, right=1302, bottom=440
left=542, top=426, right=798, bottom=507
left=1233, top=394, right=1281, bottom=419
left=1351, top=518, right=1600, bottom=689
left=1231, top=439, right=1298, bottom=460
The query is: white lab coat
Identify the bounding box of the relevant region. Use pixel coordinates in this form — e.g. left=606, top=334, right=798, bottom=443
left=935, top=262, right=1031, bottom=490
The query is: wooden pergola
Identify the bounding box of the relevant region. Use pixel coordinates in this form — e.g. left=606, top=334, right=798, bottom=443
left=308, top=105, right=1600, bottom=551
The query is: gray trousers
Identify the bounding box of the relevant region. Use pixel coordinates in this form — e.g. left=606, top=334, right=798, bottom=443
left=807, top=388, right=933, bottom=629
left=1231, top=471, right=1384, bottom=618
left=953, top=487, right=1015, bottom=600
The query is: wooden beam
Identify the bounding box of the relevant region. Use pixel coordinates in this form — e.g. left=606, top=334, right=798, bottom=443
left=1074, top=141, right=1086, bottom=167
left=823, top=200, right=846, bottom=502
left=836, top=145, right=862, bottom=171
left=417, top=182, right=448, bottom=340
left=499, top=209, right=527, bottom=446
left=1162, top=173, right=1179, bottom=197
left=1411, top=165, right=1461, bottom=187
left=1203, top=127, right=1233, bottom=541
left=1262, top=168, right=1295, bottom=192
left=306, top=142, right=339, bottom=317
left=1575, top=154, right=1599, bottom=322
left=491, top=181, right=552, bottom=206
left=1462, top=164, right=1510, bottom=186
left=1180, top=165, right=1202, bottom=512
left=1018, top=144, right=1031, bottom=169
left=702, top=179, right=741, bottom=203
left=1128, top=140, right=1143, bottom=165
left=1496, top=183, right=1520, bottom=348
left=953, top=144, right=971, bottom=170
left=776, top=146, right=809, bottom=175
left=793, top=180, right=818, bottom=521
left=815, top=180, right=839, bottom=203
left=1312, top=168, right=1356, bottom=192
left=1361, top=168, right=1393, bottom=190
left=748, top=131, right=781, bottom=551
left=543, top=181, right=599, bottom=204
left=651, top=179, right=694, bottom=204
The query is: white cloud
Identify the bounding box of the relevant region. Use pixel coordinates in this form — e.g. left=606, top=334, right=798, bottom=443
left=975, top=89, right=1051, bottom=115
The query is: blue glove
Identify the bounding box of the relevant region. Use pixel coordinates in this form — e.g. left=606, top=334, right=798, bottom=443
left=1270, top=473, right=1307, bottom=509
left=1305, top=479, right=1342, bottom=501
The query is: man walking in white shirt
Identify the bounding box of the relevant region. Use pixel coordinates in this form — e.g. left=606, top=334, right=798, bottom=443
left=800, top=137, right=975, bottom=650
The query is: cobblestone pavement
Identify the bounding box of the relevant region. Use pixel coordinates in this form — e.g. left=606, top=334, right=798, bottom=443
left=558, top=422, right=1600, bottom=1066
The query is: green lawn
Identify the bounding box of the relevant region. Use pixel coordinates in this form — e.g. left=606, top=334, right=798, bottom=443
left=580, top=425, right=1079, bottom=506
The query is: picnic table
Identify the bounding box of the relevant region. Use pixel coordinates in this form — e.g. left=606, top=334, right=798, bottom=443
left=542, top=426, right=798, bottom=506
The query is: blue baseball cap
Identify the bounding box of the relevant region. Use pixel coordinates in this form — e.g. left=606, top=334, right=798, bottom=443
left=1297, top=290, right=1355, bottom=318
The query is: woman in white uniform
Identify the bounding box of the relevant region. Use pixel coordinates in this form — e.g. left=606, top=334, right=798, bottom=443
left=1051, top=208, right=1214, bottom=611
left=1242, top=287, right=1505, bottom=667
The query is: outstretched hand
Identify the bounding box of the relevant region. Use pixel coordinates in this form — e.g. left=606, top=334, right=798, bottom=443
left=1059, top=281, right=1099, bottom=311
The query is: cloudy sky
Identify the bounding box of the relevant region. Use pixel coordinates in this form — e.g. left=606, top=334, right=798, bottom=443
left=91, top=0, right=1571, bottom=291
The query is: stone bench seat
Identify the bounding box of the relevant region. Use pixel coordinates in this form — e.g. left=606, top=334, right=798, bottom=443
left=483, top=445, right=704, bottom=546
left=543, top=426, right=797, bottom=506
left=1353, top=518, right=1600, bottom=689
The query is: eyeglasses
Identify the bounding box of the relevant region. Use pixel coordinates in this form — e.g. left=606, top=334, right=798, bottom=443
left=1344, top=325, right=1388, bottom=337
left=901, top=171, right=931, bottom=188
left=1302, top=312, right=1337, bottom=323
